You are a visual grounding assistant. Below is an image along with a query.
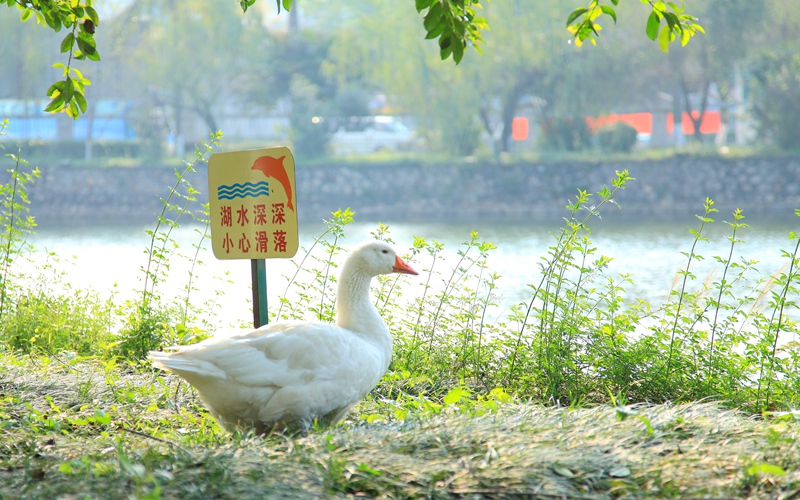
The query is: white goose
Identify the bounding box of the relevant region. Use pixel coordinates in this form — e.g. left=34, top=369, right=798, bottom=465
left=149, top=241, right=418, bottom=434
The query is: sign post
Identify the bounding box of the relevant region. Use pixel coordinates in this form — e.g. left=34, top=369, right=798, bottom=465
left=207, top=146, right=299, bottom=328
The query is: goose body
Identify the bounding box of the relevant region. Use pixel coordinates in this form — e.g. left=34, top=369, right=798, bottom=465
left=149, top=241, right=417, bottom=433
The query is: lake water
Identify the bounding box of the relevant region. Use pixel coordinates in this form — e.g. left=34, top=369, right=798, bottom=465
left=20, top=216, right=799, bottom=328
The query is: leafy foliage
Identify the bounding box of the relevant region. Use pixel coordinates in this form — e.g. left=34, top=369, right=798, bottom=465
left=9, top=0, right=100, bottom=119
left=115, top=133, right=222, bottom=360
left=414, top=0, right=489, bottom=64
left=567, top=0, right=704, bottom=51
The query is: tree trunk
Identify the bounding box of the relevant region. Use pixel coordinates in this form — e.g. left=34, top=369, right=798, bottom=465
left=499, top=79, right=531, bottom=153
left=478, top=105, right=500, bottom=155
left=680, top=76, right=711, bottom=143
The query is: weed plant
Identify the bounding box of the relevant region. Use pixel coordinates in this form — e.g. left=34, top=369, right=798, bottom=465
left=265, top=169, right=800, bottom=414
left=1, top=134, right=799, bottom=414
left=115, top=132, right=223, bottom=360
left=0, top=122, right=116, bottom=356
left=0, top=129, right=223, bottom=360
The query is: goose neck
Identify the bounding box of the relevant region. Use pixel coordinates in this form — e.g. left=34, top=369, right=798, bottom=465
left=336, top=269, right=388, bottom=340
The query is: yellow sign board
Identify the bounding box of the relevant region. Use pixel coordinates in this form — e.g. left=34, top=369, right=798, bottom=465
left=208, top=147, right=298, bottom=260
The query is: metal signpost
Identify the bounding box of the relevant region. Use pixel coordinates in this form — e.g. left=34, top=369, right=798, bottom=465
left=207, top=146, right=299, bottom=328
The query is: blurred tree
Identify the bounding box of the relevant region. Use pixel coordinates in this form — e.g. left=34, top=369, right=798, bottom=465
left=465, top=1, right=632, bottom=153
left=106, top=0, right=257, bottom=157
left=749, top=1, right=800, bottom=150
left=323, top=1, right=648, bottom=155
left=5, top=0, right=702, bottom=120
left=751, top=51, right=800, bottom=150
left=665, top=0, right=766, bottom=143
left=0, top=8, right=58, bottom=100
left=239, top=27, right=336, bottom=158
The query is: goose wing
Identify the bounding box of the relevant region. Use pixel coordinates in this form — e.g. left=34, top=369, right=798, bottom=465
left=149, top=321, right=362, bottom=388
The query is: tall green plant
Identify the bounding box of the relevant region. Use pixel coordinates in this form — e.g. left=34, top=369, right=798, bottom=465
left=665, top=197, right=717, bottom=379
left=274, top=208, right=354, bottom=322
left=116, top=133, right=221, bottom=360
left=0, top=120, right=39, bottom=320
left=756, top=211, right=800, bottom=410
left=503, top=169, right=632, bottom=396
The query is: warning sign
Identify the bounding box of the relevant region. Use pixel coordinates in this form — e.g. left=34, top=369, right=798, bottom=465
left=207, top=146, right=299, bottom=260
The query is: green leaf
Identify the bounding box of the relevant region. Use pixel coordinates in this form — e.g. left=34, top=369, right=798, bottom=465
left=282, top=0, right=293, bottom=11
left=20, top=8, right=32, bottom=22
left=425, top=21, right=446, bottom=40
left=646, top=11, right=660, bottom=40
left=85, top=6, right=99, bottom=25
left=63, top=77, right=74, bottom=103
left=44, top=93, right=66, bottom=113
left=93, top=409, right=111, bottom=425
left=600, top=5, right=617, bottom=23
left=77, top=30, right=96, bottom=45
left=452, top=39, right=464, bottom=64
left=680, top=26, right=691, bottom=46
left=77, top=38, right=100, bottom=61
left=60, top=33, right=75, bottom=53
left=658, top=24, right=672, bottom=52
left=74, top=91, right=87, bottom=114
left=439, top=34, right=452, bottom=51
left=67, top=100, right=79, bottom=119
left=46, top=81, right=66, bottom=97
left=423, top=2, right=443, bottom=32
left=416, top=0, right=435, bottom=13
left=439, top=36, right=453, bottom=60
left=553, top=464, right=575, bottom=478
left=747, top=463, right=786, bottom=476
left=566, top=8, right=588, bottom=27
left=663, top=11, right=677, bottom=31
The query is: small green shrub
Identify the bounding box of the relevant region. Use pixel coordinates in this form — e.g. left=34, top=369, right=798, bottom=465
left=597, top=121, right=639, bottom=153
left=1, top=288, right=114, bottom=355
left=113, top=303, right=181, bottom=361
left=1, top=122, right=116, bottom=356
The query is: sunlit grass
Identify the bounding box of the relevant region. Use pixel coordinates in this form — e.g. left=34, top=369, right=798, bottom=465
left=3, top=352, right=800, bottom=499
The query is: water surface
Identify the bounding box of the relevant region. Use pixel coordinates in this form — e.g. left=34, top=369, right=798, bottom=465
left=24, top=217, right=798, bottom=327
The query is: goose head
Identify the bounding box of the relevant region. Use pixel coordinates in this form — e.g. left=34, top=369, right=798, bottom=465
left=344, top=241, right=418, bottom=278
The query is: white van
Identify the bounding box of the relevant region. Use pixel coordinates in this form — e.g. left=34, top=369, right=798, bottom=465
left=329, top=116, right=416, bottom=155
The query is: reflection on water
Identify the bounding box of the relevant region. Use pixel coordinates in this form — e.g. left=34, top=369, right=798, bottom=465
left=23, top=217, right=798, bottom=328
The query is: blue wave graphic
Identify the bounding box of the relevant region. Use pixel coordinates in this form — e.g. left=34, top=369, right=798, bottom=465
left=217, top=181, right=270, bottom=200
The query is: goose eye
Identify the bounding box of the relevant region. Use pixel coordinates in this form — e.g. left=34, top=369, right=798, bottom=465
left=381, top=249, right=389, bottom=254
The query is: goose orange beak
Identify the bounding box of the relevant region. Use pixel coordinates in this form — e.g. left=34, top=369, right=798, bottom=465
left=393, top=255, right=418, bottom=275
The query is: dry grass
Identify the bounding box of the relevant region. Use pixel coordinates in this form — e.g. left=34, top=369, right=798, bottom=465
left=2, top=354, right=800, bottom=499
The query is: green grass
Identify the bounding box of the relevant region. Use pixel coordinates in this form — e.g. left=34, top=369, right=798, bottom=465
left=2, top=354, right=800, bottom=499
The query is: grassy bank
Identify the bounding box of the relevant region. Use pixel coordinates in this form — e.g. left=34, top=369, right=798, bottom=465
left=2, top=354, right=799, bottom=499
left=3, top=131, right=800, bottom=497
